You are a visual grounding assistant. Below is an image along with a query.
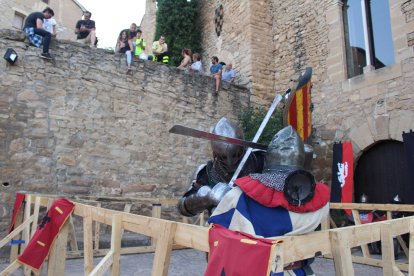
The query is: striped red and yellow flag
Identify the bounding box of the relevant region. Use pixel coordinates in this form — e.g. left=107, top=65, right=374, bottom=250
left=284, top=67, right=312, bottom=143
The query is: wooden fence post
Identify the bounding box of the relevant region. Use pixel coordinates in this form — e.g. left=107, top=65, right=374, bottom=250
left=152, top=222, right=177, bottom=276
left=47, top=220, right=70, bottom=276
left=94, top=202, right=102, bottom=251
left=330, top=230, right=354, bottom=276
left=9, top=210, right=23, bottom=263
left=151, top=204, right=162, bottom=248
left=84, top=208, right=94, bottom=275
left=408, top=218, right=414, bottom=276
left=111, top=214, right=122, bottom=276
left=351, top=209, right=371, bottom=258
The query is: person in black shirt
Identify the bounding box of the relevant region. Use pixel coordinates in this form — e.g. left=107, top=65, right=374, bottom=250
left=75, top=11, right=97, bottom=47
left=22, top=7, right=55, bottom=59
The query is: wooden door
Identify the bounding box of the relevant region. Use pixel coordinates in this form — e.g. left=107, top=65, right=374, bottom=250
left=354, top=140, right=412, bottom=204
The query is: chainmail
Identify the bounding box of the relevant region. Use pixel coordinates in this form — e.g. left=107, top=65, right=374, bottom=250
left=249, top=171, right=289, bottom=192
left=207, top=154, right=260, bottom=185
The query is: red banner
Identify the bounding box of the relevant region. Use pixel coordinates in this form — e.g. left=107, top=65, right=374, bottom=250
left=205, top=224, right=278, bottom=276
left=17, top=198, right=75, bottom=271
left=331, top=141, right=354, bottom=216
left=9, top=193, right=26, bottom=233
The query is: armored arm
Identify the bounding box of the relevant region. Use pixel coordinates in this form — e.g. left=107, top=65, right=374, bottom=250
left=178, top=164, right=231, bottom=217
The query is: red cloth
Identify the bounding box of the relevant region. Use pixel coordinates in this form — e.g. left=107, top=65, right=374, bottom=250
left=17, top=198, right=75, bottom=271
left=8, top=193, right=26, bottom=233
left=205, top=224, right=278, bottom=276
left=235, top=177, right=330, bottom=213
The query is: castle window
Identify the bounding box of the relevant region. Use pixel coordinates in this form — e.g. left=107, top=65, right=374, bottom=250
left=343, top=0, right=395, bottom=78
left=42, top=0, right=50, bottom=4
left=13, top=11, right=25, bottom=29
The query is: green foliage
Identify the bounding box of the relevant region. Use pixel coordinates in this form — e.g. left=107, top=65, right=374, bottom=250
left=238, top=106, right=284, bottom=145
left=154, top=0, right=202, bottom=66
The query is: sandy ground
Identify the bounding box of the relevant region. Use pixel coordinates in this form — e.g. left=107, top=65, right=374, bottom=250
left=1, top=248, right=402, bottom=275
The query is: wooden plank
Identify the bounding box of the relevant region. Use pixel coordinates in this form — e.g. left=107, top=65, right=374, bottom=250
left=83, top=208, right=94, bottom=275
left=330, top=230, right=354, bottom=276
left=66, top=245, right=158, bottom=259
left=120, top=203, right=132, bottom=237
left=0, top=215, right=34, bottom=249
left=152, top=222, right=177, bottom=276
left=173, top=223, right=209, bottom=252
left=321, top=216, right=329, bottom=230
left=324, top=254, right=409, bottom=272
left=21, top=195, right=31, bottom=253
left=351, top=209, right=371, bottom=258
left=0, top=260, right=21, bottom=276
left=381, top=223, right=396, bottom=275
left=9, top=209, right=23, bottom=262
left=88, top=251, right=114, bottom=276
left=30, top=196, right=41, bottom=239
left=409, top=218, right=414, bottom=276
left=94, top=202, right=102, bottom=250
left=110, top=214, right=122, bottom=276
left=199, top=212, right=205, bottom=226
left=68, top=215, right=79, bottom=251
left=272, top=242, right=284, bottom=273
left=330, top=216, right=338, bottom=228
left=330, top=203, right=414, bottom=212
left=151, top=204, right=162, bottom=248
left=397, top=235, right=409, bottom=259
left=47, top=220, right=70, bottom=276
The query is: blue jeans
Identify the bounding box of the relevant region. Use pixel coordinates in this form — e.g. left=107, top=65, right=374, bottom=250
left=33, top=28, right=51, bottom=54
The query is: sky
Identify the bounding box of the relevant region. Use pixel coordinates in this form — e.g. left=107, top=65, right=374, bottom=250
left=77, top=0, right=146, bottom=49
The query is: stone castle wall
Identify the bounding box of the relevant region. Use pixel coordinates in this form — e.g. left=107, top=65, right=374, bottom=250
left=0, top=29, right=250, bottom=235
left=199, top=0, right=277, bottom=104
left=198, top=0, right=414, bottom=182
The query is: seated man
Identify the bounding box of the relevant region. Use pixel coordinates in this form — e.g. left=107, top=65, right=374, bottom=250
left=75, top=11, right=97, bottom=47
left=152, top=35, right=169, bottom=63
left=222, top=63, right=236, bottom=83
left=22, top=7, right=55, bottom=59
left=135, top=30, right=151, bottom=60
left=208, top=126, right=330, bottom=275
left=210, top=56, right=223, bottom=95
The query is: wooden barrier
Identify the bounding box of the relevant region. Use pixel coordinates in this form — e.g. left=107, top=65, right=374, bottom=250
left=1, top=194, right=414, bottom=275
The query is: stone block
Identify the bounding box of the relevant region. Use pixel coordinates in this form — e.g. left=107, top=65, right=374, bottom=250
left=57, top=155, right=76, bottom=166
left=121, top=184, right=156, bottom=194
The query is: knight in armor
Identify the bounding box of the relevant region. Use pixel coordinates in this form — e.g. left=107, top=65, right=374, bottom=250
left=178, top=117, right=265, bottom=217
left=207, top=126, right=330, bottom=275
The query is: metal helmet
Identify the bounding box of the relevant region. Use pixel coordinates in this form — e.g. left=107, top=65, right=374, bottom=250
left=211, top=117, right=245, bottom=173
left=264, top=126, right=305, bottom=171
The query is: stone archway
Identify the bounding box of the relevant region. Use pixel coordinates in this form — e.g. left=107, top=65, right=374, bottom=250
left=354, top=140, right=412, bottom=204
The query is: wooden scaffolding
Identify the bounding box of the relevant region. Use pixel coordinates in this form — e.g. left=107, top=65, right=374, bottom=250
left=1, top=193, right=414, bottom=276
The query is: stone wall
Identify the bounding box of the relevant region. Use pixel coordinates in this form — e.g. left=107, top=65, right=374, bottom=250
left=199, top=0, right=276, bottom=104
left=0, top=0, right=84, bottom=41
left=140, top=0, right=156, bottom=49
left=198, top=0, right=414, bottom=183
left=0, top=29, right=250, bottom=235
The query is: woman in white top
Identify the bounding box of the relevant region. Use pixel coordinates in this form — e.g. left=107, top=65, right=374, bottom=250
left=177, top=48, right=192, bottom=69
left=190, top=53, right=203, bottom=74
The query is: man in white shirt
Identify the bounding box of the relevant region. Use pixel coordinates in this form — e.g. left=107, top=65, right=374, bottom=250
left=222, top=63, right=236, bottom=83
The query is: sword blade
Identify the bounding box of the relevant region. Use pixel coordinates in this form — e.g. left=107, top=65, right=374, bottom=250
left=228, top=90, right=287, bottom=187
left=169, top=125, right=268, bottom=151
